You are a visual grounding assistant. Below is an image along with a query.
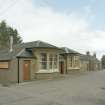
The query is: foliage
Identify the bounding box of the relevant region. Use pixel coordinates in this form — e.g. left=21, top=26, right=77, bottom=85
left=0, top=20, right=22, bottom=49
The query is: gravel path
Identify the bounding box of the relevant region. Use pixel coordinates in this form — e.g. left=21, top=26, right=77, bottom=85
left=0, top=70, right=105, bottom=105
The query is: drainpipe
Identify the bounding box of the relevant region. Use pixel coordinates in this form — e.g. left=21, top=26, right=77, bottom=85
left=17, top=58, right=20, bottom=83
left=66, top=55, right=68, bottom=74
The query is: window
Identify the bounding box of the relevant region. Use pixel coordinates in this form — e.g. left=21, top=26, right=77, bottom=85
left=69, top=56, right=72, bottom=67
left=49, top=54, right=53, bottom=69
left=59, top=55, right=64, bottom=62
left=0, top=61, right=9, bottom=69
left=54, top=54, right=58, bottom=69
left=40, top=53, right=47, bottom=69
left=40, top=53, right=58, bottom=70
left=74, top=56, right=79, bottom=67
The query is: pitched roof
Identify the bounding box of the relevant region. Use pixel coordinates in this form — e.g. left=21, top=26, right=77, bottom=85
left=80, top=54, right=101, bottom=63
left=18, top=40, right=59, bottom=49
left=0, top=47, right=33, bottom=60
left=0, top=50, right=13, bottom=60
left=61, top=47, right=79, bottom=54
left=0, top=40, right=59, bottom=60
left=80, top=54, right=90, bottom=61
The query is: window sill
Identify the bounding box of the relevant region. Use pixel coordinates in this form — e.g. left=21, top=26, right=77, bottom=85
left=36, top=69, right=59, bottom=73
left=68, top=67, right=80, bottom=69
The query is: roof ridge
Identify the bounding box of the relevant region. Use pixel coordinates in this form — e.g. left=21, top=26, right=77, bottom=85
left=61, top=47, right=79, bottom=54
left=65, top=47, right=69, bottom=53
left=16, top=49, right=25, bottom=57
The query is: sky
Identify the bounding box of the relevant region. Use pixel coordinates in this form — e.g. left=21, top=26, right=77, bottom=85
left=0, top=0, right=105, bottom=59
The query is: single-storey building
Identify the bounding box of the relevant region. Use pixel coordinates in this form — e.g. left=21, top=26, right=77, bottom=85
left=59, top=47, right=80, bottom=74
left=80, top=52, right=102, bottom=72
left=80, top=54, right=90, bottom=72
left=0, top=40, right=61, bottom=83
left=88, top=53, right=102, bottom=71
left=0, top=40, right=102, bottom=84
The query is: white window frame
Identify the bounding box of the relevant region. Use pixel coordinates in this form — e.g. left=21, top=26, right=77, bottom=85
left=40, top=53, right=47, bottom=70
left=39, top=53, right=59, bottom=72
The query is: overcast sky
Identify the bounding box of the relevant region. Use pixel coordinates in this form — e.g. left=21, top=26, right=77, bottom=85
left=0, top=0, right=105, bottom=59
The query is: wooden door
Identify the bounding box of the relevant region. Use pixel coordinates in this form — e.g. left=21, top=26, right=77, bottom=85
left=23, top=60, right=30, bottom=81
left=59, top=62, right=64, bottom=74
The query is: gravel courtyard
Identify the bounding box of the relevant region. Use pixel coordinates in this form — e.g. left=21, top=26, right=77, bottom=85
left=0, top=70, right=105, bottom=105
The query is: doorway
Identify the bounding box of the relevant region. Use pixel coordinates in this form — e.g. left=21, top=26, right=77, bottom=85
left=59, top=61, right=64, bottom=74
left=23, top=60, right=30, bottom=81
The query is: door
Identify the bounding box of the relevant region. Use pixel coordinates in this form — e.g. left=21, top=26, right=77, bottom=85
left=59, top=62, right=64, bottom=74
left=23, top=60, right=30, bottom=81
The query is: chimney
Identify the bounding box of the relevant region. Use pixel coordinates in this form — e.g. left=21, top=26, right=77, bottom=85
left=93, top=52, right=96, bottom=58
left=86, top=51, right=90, bottom=56
left=10, top=36, right=13, bottom=52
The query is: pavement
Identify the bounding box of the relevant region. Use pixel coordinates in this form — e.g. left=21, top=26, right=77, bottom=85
left=0, top=70, right=105, bottom=105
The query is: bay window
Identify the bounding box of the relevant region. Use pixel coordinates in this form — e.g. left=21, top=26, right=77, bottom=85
left=49, top=54, right=53, bottom=69
left=40, top=53, right=47, bottom=69
left=69, top=56, right=72, bottom=67
left=74, top=56, right=79, bottom=67
left=40, top=53, right=58, bottom=70
left=54, top=54, right=57, bottom=69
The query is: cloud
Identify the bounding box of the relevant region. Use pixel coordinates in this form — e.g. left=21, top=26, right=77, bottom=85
left=0, top=0, right=105, bottom=58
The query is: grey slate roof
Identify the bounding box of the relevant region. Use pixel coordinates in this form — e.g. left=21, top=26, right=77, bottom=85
left=18, top=40, right=59, bottom=49
left=80, top=54, right=101, bottom=63
left=0, top=47, right=32, bottom=60
left=80, top=54, right=90, bottom=61
left=16, top=49, right=34, bottom=58
left=0, top=40, right=60, bottom=60
left=0, top=50, right=13, bottom=60
left=61, top=47, right=79, bottom=54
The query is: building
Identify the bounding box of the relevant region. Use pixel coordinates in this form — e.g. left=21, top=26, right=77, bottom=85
left=80, top=52, right=101, bottom=72
left=0, top=40, right=102, bottom=84
left=80, top=54, right=90, bottom=72
left=0, top=40, right=61, bottom=83
left=59, top=47, right=80, bottom=74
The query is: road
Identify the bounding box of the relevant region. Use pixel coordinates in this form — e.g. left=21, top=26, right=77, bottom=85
left=0, top=70, right=105, bottom=105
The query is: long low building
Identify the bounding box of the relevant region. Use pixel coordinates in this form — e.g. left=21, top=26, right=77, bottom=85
left=80, top=52, right=102, bottom=72
left=0, top=40, right=102, bottom=83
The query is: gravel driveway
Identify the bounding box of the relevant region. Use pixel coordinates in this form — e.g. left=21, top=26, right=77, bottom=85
left=0, top=70, right=105, bottom=105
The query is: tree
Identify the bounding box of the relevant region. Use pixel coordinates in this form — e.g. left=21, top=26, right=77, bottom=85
left=101, top=55, right=105, bottom=69
left=0, top=20, right=22, bottom=49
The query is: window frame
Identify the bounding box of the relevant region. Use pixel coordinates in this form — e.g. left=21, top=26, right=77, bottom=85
left=49, top=54, right=53, bottom=69
left=53, top=54, right=58, bottom=69
left=73, top=56, right=79, bottom=67
left=40, top=53, right=47, bottom=70
left=69, top=56, right=73, bottom=67
left=39, top=52, right=58, bottom=70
